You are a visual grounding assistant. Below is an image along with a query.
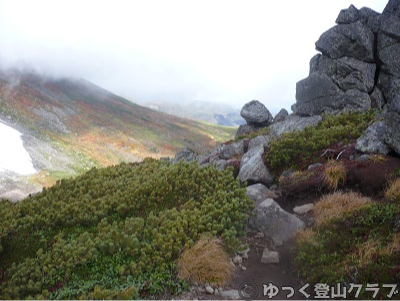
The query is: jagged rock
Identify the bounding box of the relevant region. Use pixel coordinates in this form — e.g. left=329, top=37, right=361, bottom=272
left=238, top=146, right=274, bottom=186
left=315, top=21, right=375, bottom=62
left=310, top=55, right=376, bottom=93
left=240, top=100, right=273, bottom=126
left=248, top=135, right=273, bottom=151
left=370, top=86, right=386, bottom=109
left=219, top=141, right=244, bottom=160
left=247, top=198, right=305, bottom=242
left=294, top=83, right=371, bottom=116
left=235, top=124, right=256, bottom=139
left=293, top=203, right=315, bottom=215
left=383, top=0, right=400, bottom=18
left=172, top=147, right=198, bottom=163
left=273, top=108, right=289, bottom=123
left=355, top=120, right=391, bottom=155
left=232, top=255, right=242, bottom=264
left=384, top=111, right=400, bottom=154
left=246, top=183, right=278, bottom=206
left=336, top=4, right=360, bottom=24
left=261, top=248, right=279, bottom=264
left=269, top=114, right=322, bottom=137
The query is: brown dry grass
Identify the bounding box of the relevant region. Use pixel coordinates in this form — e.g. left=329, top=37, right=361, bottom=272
left=385, top=178, right=400, bottom=201
left=381, top=233, right=400, bottom=256
left=314, top=191, right=372, bottom=226
left=294, top=228, right=319, bottom=247
left=370, top=154, right=387, bottom=164
left=177, top=237, right=234, bottom=286
left=323, top=160, right=347, bottom=190
left=351, top=237, right=381, bottom=264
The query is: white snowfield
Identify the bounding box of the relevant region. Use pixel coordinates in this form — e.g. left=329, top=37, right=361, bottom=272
left=0, top=120, right=36, bottom=175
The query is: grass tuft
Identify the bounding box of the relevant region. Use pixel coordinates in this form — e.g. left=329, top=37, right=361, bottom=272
left=385, top=178, right=400, bottom=202
left=323, top=160, right=347, bottom=190
left=177, top=237, right=234, bottom=286
left=314, top=191, right=372, bottom=226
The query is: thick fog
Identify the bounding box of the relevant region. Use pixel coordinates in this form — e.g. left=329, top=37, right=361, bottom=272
left=0, top=0, right=387, bottom=112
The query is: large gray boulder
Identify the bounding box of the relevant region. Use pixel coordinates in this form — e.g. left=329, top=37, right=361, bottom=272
left=240, top=100, right=273, bottom=126
left=238, top=146, right=274, bottom=186
left=172, top=147, right=198, bottom=163
left=355, top=120, right=391, bottom=155
left=246, top=198, right=305, bottom=242
left=316, top=21, right=375, bottom=62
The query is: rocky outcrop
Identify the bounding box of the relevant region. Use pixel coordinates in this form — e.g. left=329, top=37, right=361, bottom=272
left=291, top=0, right=400, bottom=156
left=272, top=108, right=288, bottom=123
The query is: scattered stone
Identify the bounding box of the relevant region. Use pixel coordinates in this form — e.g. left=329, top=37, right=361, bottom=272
left=219, top=289, right=241, bottom=300
left=240, top=100, right=273, bottom=126
left=308, top=163, right=323, bottom=170
left=246, top=183, right=278, bottom=206
left=274, top=240, right=283, bottom=247
left=293, top=203, right=315, bottom=215
left=242, top=252, right=249, bottom=260
left=214, top=288, right=219, bottom=295
left=241, top=266, right=247, bottom=271
left=205, top=285, right=214, bottom=294
left=357, top=154, right=370, bottom=162
left=261, top=248, right=280, bottom=264
left=232, top=255, right=242, bottom=265
left=255, top=232, right=265, bottom=238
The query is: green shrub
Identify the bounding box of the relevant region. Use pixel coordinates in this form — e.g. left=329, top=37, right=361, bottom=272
left=0, top=159, right=253, bottom=299
left=265, top=110, right=376, bottom=173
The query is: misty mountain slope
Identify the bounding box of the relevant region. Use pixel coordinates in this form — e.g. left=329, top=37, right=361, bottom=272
left=0, top=69, right=236, bottom=199
left=140, top=100, right=246, bottom=126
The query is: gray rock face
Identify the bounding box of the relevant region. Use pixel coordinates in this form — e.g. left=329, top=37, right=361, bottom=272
left=273, top=108, right=289, bottom=123
left=316, top=22, right=375, bottom=62
left=269, top=115, right=322, bottom=137
left=384, top=111, right=400, bottom=154
left=238, top=146, right=274, bottom=186
left=248, top=135, right=273, bottom=151
left=240, top=100, right=273, bottom=126
left=336, top=5, right=360, bottom=24
left=247, top=198, right=305, bottom=242
left=355, top=120, right=391, bottom=155
left=219, top=141, right=244, bottom=160
left=383, top=0, right=400, bottom=18
left=235, top=124, right=256, bottom=139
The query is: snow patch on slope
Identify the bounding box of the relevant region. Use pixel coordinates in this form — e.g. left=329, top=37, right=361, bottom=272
left=0, top=120, right=36, bottom=175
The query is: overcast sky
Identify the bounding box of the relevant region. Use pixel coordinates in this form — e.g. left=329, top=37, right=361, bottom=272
left=0, top=0, right=388, bottom=114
